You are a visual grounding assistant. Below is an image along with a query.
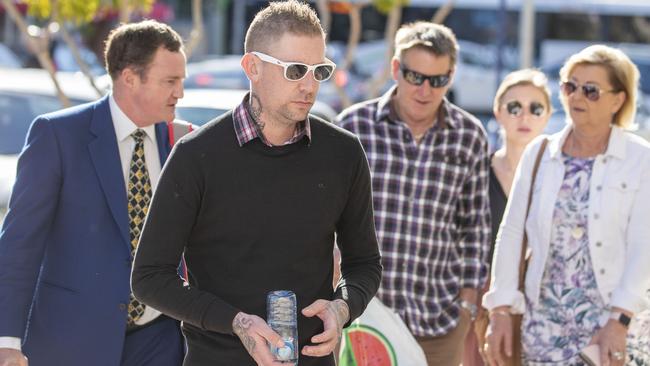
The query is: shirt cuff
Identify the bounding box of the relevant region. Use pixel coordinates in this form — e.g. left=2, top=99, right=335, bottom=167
left=0, top=337, right=21, bottom=351
left=482, top=289, right=526, bottom=314
left=609, top=286, right=650, bottom=315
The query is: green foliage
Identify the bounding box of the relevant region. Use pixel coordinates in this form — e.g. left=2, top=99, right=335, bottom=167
left=107, top=0, right=155, bottom=13
left=25, top=0, right=51, bottom=19
left=372, top=0, right=409, bottom=14
left=24, top=0, right=155, bottom=24
left=26, top=0, right=99, bottom=23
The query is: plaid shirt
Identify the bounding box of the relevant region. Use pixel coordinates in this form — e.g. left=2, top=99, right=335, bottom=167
left=338, top=86, right=490, bottom=336
left=232, top=93, right=311, bottom=147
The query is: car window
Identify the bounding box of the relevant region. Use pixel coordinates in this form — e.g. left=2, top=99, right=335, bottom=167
left=636, top=63, right=649, bottom=95
left=0, top=92, right=83, bottom=154
left=185, top=72, right=249, bottom=90
left=0, top=44, right=21, bottom=68
left=175, top=106, right=229, bottom=126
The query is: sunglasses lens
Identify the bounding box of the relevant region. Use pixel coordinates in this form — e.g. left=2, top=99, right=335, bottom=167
left=530, top=102, right=545, bottom=117
left=583, top=85, right=601, bottom=101
left=562, top=81, right=577, bottom=96
left=429, top=75, right=450, bottom=88
left=403, top=69, right=424, bottom=86
left=506, top=101, right=523, bottom=117
left=314, top=65, right=334, bottom=81
left=285, top=64, right=309, bottom=80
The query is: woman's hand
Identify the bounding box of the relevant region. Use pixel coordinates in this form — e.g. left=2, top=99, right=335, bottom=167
left=588, top=318, right=628, bottom=366
left=484, top=307, right=513, bottom=366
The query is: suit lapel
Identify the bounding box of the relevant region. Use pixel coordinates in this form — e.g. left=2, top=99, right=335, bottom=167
left=155, top=122, right=171, bottom=165
left=88, top=96, right=130, bottom=249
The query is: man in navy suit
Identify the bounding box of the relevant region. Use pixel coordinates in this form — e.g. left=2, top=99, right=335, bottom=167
left=0, top=20, right=186, bottom=366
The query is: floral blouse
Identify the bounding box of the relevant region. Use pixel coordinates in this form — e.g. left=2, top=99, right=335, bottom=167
left=521, top=154, right=650, bottom=365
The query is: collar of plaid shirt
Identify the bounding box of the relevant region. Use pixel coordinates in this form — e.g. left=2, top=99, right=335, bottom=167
left=375, top=85, right=458, bottom=130
left=232, top=93, right=311, bottom=147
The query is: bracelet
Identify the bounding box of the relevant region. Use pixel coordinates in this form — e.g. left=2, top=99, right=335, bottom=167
left=489, top=309, right=511, bottom=317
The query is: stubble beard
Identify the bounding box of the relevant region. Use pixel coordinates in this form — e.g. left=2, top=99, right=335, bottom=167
left=277, top=104, right=309, bottom=127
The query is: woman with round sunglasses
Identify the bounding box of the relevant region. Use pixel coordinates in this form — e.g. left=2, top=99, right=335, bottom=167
left=463, top=68, right=552, bottom=366
left=483, top=45, right=650, bottom=366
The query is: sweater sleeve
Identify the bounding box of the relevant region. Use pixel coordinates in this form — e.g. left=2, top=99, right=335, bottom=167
left=131, top=141, right=240, bottom=334
left=333, top=137, right=382, bottom=326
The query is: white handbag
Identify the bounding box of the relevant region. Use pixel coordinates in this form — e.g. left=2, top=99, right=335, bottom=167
left=339, top=297, right=427, bottom=366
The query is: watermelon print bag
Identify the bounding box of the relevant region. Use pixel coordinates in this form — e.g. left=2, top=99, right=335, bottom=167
left=338, top=297, right=427, bottom=366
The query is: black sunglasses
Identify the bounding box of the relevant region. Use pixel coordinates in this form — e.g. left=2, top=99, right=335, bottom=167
left=400, top=65, right=451, bottom=88
left=560, top=80, right=617, bottom=102
left=504, top=100, right=546, bottom=118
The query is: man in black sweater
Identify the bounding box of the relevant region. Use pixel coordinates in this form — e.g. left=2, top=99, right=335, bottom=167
left=131, top=1, right=382, bottom=365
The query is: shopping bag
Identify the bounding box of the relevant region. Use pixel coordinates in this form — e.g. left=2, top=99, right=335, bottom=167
left=339, top=297, right=427, bottom=366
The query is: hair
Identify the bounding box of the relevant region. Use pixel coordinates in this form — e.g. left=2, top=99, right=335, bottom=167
left=104, top=19, right=184, bottom=80
left=244, top=0, right=325, bottom=53
left=493, top=68, right=551, bottom=113
left=393, top=21, right=458, bottom=68
left=559, top=44, right=639, bottom=129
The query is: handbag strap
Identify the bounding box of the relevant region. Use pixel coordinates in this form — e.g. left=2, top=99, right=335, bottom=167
left=517, top=138, right=549, bottom=292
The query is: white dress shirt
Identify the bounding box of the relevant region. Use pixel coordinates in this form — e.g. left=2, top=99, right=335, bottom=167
left=483, top=125, right=650, bottom=317
left=109, top=94, right=162, bottom=326
left=0, top=95, right=163, bottom=351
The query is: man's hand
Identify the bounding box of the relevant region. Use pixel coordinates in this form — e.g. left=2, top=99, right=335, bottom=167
left=301, top=299, right=349, bottom=357
left=232, top=312, right=286, bottom=366
left=0, top=348, right=28, bottom=366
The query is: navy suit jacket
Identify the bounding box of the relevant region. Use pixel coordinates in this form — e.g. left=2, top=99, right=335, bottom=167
left=0, top=96, right=174, bottom=366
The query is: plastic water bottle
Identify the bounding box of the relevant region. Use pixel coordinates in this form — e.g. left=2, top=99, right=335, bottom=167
left=267, top=290, right=299, bottom=363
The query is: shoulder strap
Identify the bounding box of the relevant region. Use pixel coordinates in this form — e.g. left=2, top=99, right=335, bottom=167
left=518, top=138, right=549, bottom=291
left=167, top=120, right=195, bottom=146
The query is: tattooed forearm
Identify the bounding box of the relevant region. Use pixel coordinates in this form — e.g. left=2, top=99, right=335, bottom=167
left=248, top=92, right=265, bottom=130
left=233, top=312, right=257, bottom=354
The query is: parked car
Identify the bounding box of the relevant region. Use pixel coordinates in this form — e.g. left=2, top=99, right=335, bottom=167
left=176, top=88, right=337, bottom=125
left=0, top=43, right=21, bottom=68
left=52, top=41, right=106, bottom=75
left=0, top=68, right=100, bottom=219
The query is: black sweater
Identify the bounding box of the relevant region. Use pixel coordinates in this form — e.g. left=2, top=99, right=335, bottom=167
left=132, top=113, right=382, bottom=365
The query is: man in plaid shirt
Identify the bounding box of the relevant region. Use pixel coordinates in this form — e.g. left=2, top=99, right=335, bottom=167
left=338, top=21, right=490, bottom=365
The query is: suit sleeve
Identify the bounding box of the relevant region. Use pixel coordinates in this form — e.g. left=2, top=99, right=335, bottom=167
left=132, top=141, right=240, bottom=334
left=333, top=137, right=382, bottom=325
left=0, top=117, right=62, bottom=338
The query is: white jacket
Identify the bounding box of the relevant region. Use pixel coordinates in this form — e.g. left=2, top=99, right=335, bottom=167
left=483, top=125, right=650, bottom=315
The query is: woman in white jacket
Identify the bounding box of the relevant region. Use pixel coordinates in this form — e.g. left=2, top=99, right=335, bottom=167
left=483, top=45, right=650, bottom=365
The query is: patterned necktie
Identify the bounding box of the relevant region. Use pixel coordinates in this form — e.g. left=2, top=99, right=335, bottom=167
left=127, top=129, right=152, bottom=325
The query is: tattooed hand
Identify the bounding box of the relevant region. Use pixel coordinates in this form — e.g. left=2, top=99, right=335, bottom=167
left=232, top=312, right=285, bottom=365
left=300, top=299, right=350, bottom=357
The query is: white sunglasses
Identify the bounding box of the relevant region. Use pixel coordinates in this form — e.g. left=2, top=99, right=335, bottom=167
left=251, top=51, right=336, bottom=82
